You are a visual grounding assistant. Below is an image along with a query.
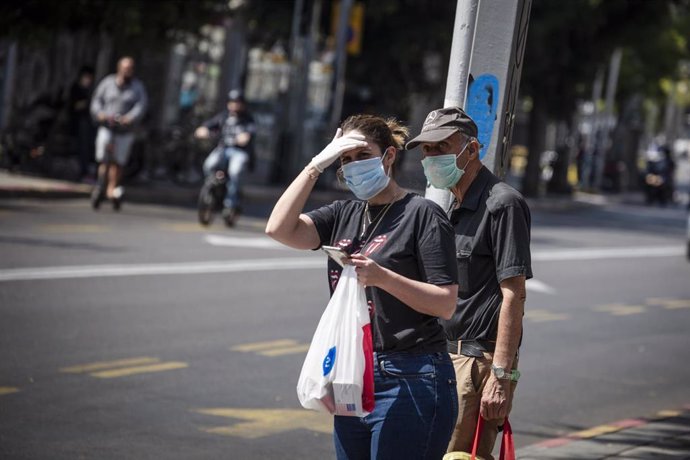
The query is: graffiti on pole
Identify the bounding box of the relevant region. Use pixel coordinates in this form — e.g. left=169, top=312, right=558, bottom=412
left=466, top=73, right=499, bottom=161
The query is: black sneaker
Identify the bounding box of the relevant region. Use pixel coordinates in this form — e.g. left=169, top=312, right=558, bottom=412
left=222, top=207, right=237, bottom=227
left=112, top=187, right=123, bottom=212
left=90, top=187, right=103, bottom=210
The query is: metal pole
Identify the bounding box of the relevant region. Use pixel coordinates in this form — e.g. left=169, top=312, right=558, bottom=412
left=329, top=0, right=354, bottom=130
left=444, top=0, right=480, bottom=109
left=425, top=0, right=480, bottom=210
left=594, top=47, right=622, bottom=190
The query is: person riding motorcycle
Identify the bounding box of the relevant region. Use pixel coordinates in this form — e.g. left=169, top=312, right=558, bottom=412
left=194, top=90, right=255, bottom=225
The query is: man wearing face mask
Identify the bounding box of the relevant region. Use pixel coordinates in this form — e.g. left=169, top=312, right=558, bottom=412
left=407, top=107, right=532, bottom=460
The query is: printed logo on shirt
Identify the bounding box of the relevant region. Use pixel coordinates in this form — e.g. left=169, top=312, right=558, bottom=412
left=329, top=269, right=341, bottom=291
left=363, top=234, right=388, bottom=257
left=367, top=299, right=376, bottom=318
left=335, top=238, right=353, bottom=251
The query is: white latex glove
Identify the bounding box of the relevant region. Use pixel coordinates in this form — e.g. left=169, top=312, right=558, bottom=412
left=309, top=128, right=367, bottom=173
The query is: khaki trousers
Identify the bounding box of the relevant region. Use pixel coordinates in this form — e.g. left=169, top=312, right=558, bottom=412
left=446, top=351, right=518, bottom=460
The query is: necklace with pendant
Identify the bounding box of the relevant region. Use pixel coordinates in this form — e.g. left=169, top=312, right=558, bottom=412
left=359, top=190, right=406, bottom=241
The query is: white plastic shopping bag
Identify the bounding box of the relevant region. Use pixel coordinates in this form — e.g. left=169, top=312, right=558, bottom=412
left=297, top=265, right=374, bottom=417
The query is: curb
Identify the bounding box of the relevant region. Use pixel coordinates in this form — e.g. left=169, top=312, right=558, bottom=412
left=517, top=404, right=690, bottom=458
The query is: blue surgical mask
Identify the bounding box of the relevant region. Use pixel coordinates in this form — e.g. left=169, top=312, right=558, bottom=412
left=341, top=154, right=390, bottom=200
left=421, top=141, right=470, bottom=189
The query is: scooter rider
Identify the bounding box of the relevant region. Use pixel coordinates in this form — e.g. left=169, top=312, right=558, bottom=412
left=194, top=89, right=255, bottom=225
left=90, top=56, right=148, bottom=210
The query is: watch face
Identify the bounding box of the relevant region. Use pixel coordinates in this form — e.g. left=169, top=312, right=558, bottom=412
left=493, top=365, right=506, bottom=378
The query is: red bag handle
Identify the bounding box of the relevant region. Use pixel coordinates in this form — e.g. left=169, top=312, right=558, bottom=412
left=470, top=415, right=515, bottom=460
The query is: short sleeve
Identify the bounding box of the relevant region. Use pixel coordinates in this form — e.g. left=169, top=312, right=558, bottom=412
left=416, top=205, right=459, bottom=286
left=490, top=203, right=533, bottom=283
left=304, top=201, right=341, bottom=248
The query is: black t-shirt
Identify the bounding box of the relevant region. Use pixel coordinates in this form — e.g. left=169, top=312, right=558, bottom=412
left=441, top=167, right=533, bottom=342
left=306, top=193, right=458, bottom=353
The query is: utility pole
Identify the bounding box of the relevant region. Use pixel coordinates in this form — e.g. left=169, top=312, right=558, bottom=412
left=424, top=0, right=479, bottom=211
left=329, top=0, right=354, bottom=131
left=425, top=0, right=532, bottom=209
left=593, top=47, right=622, bottom=191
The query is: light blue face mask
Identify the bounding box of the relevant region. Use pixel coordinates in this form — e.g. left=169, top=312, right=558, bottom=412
left=341, top=153, right=390, bottom=200
left=421, top=141, right=470, bottom=189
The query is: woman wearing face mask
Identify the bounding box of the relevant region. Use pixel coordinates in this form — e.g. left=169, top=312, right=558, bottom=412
left=266, top=114, right=459, bottom=459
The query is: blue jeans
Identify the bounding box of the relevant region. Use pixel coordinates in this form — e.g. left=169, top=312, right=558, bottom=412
left=334, top=351, right=458, bottom=460
left=202, top=146, right=249, bottom=209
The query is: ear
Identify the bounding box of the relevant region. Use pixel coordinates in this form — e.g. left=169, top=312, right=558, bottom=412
left=467, top=139, right=480, bottom=160
left=383, top=146, right=397, bottom=165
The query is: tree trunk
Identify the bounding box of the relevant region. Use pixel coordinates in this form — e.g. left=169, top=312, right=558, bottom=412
left=522, top=98, right=547, bottom=197
left=546, top=121, right=573, bottom=195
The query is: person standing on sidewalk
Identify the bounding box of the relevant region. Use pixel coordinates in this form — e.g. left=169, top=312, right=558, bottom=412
left=407, top=107, right=532, bottom=460
left=266, top=114, right=460, bottom=459
left=90, top=56, right=148, bottom=210
left=68, top=65, right=96, bottom=181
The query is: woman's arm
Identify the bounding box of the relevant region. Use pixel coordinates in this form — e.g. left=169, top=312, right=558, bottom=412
left=265, top=130, right=367, bottom=250
left=265, top=165, right=322, bottom=250
left=349, top=254, right=458, bottom=319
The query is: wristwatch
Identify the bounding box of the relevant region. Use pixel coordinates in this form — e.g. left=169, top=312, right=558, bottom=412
left=491, top=364, right=521, bottom=382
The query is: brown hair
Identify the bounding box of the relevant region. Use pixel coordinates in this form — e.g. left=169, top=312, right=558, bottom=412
left=340, top=114, right=409, bottom=152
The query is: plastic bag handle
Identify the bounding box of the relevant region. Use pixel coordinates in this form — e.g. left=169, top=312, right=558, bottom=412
left=470, top=415, right=515, bottom=460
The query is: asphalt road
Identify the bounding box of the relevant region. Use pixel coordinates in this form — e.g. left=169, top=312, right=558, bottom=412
left=0, top=196, right=688, bottom=459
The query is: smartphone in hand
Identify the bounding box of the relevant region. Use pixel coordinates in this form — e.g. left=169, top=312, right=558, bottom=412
left=321, top=245, right=350, bottom=267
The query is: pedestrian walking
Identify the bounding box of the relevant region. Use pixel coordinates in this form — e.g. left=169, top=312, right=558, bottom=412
left=90, top=56, right=148, bottom=210
left=266, top=114, right=460, bottom=459
left=68, top=65, right=96, bottom=181
left=407, top=107, right=533, bottom=460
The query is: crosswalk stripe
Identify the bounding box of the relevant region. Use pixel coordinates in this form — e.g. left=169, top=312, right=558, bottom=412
left=593, top=304, right=646, bottom=316
left=524, top=309, right=570, bottom=322
left=657, top=410, right=682, bottom=417
left=40, top=224, right=109, bottom=233
left=0, top=386, right=20, bottom=396
left=647, top=298, right=690, bottom=309
left=230, top=339, right=299, bottom=352
left=205, top=235, right=286, bottom=249
left=91, top=362, right=188, bottom=378
left=572, top=424, right=623, bottom=438
left=60, top=357, right=160, bottom=374
left=259, top=344, right=310, bottom=357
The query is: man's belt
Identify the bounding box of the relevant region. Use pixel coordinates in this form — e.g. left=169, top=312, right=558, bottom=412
left=447, top=339, right=495, bottom=358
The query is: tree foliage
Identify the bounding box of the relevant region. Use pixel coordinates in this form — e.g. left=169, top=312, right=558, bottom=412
left=0, top=0, right=231, bottom=48
left=522, top=0, right=690, bottom=121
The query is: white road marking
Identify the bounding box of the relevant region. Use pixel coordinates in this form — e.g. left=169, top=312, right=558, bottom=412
left=532, top=246, right=684, bottom=261
left=0, top=258, right=324, bottom=282
left=0, top=245, right=683, bottom=283
left=526, top=279, right=556, bottom=294
left=204, top=234, right=287, bottom=249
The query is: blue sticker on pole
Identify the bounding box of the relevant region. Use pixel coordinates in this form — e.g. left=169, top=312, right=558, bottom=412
left=466, top=74, right=499, bottom=161
left=322, top=346, right=336, bottom=376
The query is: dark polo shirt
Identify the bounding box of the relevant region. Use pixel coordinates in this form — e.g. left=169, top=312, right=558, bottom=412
left=441, top=166, right=533, bottom=342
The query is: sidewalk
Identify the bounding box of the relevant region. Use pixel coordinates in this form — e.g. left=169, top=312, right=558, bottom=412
left=0, top=169, right=351, bottom=218
left=516, top=406, right=690, bottom=459
left=1, top=169, right=644, bottom=215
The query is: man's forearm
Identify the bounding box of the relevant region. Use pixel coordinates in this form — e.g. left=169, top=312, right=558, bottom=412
left=493, top=276, right=526, bottom=369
